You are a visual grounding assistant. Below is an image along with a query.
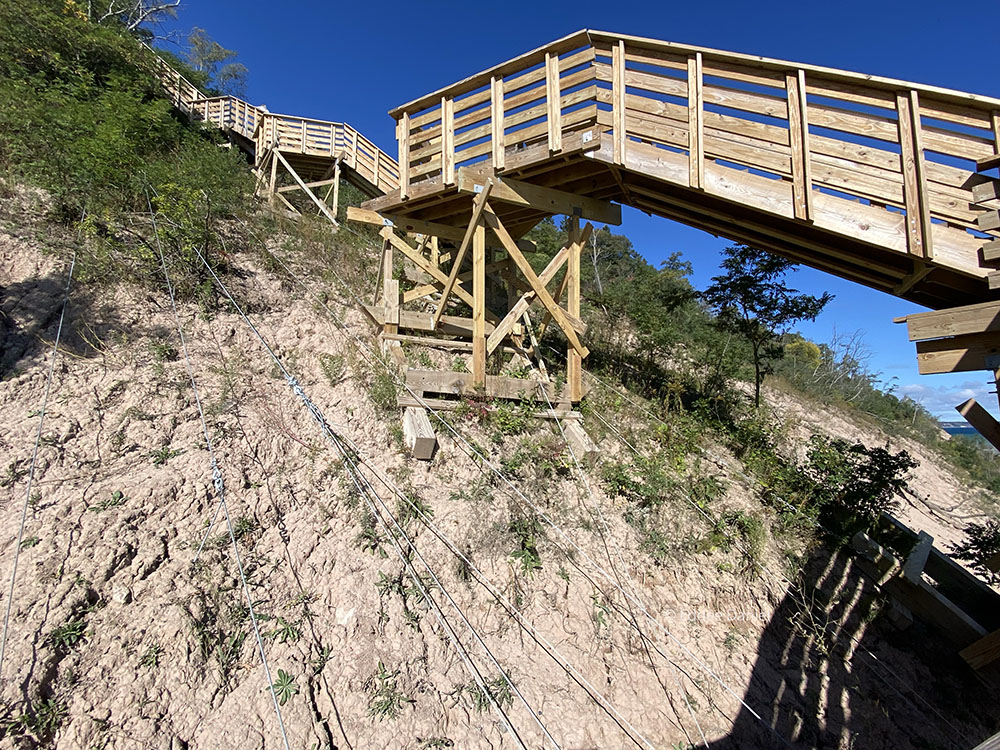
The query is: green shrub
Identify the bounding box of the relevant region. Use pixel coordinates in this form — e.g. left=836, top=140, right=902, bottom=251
left=949, top=520, right=1000, bottom=584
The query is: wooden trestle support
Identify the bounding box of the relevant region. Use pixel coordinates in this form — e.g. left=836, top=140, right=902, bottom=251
left=347, top=170, right=613, bottom=460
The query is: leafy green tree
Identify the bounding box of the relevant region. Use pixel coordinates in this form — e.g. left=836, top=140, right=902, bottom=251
left=185, top=27, right=247, bottom=97
left=702, top=244, right=832, bottom=407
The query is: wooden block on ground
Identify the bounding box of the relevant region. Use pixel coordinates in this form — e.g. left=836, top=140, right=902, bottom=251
left=564, top=421, right=599, bottom=464
left=403, top=407, right=436, bottom=460
left=960, top=626, right=1000, bottom=671
left=902, top=530, right=933, bottom=585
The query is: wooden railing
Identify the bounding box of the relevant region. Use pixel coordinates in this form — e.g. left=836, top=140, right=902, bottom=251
left=388, top=30, right=1000, bottom=275
left=255, top=112, right=400, bottom=194
left=188, top=96, right=260, bottom=140
left=147, top=46, right=399, bottom=196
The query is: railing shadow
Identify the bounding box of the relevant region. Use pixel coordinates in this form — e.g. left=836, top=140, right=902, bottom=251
left=699, top=541, right=999, bottom=749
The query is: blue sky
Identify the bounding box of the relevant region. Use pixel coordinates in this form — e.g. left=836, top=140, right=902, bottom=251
left=157, top=0, right=1000, bottom=419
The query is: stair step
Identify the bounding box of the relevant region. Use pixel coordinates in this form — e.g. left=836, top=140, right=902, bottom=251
left=977, top=210, right=1000, bottom=232
left=977, top=153, right=1000, bottom=172
left=973, top=179, right=1000, bottom=204
left=982, top=240, right=1000, bottom=264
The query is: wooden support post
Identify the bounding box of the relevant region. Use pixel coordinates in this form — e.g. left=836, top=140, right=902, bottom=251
left=331, top=160, right=341, bottom=220
left=491, top=76, right=505, bottom=170
left=442, top=97, right=456, bottom=185
left=545, top=52, right=562, bottom=153
left=403, top=407, right=437, bottom=460
left=957, top=397, right=1000, bottom=452
left=399, top=111, right=410, bottom=200
left=567, top=216, right=583, bottom=402
left=472, top=222, right=486, bottom=387
left=268, top=149, right=279, bottom=206
left=273, top=150, right=339, bottom=226
left=383, top=278, right=399, bottom=340
left=687, top=52, right=704, bottom=190
left=372, top=237, right=389, bottom=306
left=612, top=40, right=626, bottom=165
left=902, top=530, right=933, bottom=585
left=786, top=69, right=813, bottom=221
left=897, top=90, right=933, bottom=259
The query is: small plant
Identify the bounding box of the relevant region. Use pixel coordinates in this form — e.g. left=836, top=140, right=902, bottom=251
left=265, top=617, right=301, bottom=644
left=2, top=698, right=66, bottom=742
left=417, top=738, right=454, bottom=749
left=367, top=368, right=397, bottom=414
left=88, top=489, right=127, bottom=513
left=950, top=520, right=1000, bottom=585
left=19, top=536, right=39, bottom=550
left=149, top=447, right=184, bottom=466
left=365, top=661, right=413, bottom=720
left=509, top=515, right=543, bottom=577
left=47, top=617, right=87, bottom=652
left=273, top=669, right=299, bottom=705
left=464, top=675, right=515, bottom=713
left=318, top=353, right=345, bottom=386
left=140, top=644, right=163, bottom=668
left=148, top=340, right=178, bottom=362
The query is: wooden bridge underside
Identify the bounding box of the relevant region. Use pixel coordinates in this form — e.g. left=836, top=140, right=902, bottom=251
left=364, top=29, right=1000, bottom=312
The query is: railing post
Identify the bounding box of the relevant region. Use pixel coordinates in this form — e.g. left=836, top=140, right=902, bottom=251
left=491, top=76, right=505, bottom=170
left=897, top=90, right=933, bottom=259
left=351, top=129, right=358, bottom=171
left=786, top=69, right=814, bottom=221
left=687, top=52, right=704, bottom=190
left=300, top=120, right=306, bottom=153
left=612, top=40, right=626, bottom=165
left=398, top=112, right=410, bottom=199
left=442, top=96, right=455, bottom=185
left=545, top=52, right=562, bottom=152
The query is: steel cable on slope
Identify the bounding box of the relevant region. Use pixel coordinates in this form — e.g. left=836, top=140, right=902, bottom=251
left=240, top=231, right=666, bottom=749
left=576, top=359, right=972, bottom=749
left=149, top=200, right=292, bottom=750
left=184, top=241, right=557, bottom=750
left=0, top=250, right=76, bottom=682
left=248, top=224, right=790, bottom=748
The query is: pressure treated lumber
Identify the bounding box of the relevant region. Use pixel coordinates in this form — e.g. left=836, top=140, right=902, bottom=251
left=403, top=407, right=436, bottom=460
left=956, top=398, right=1000, bottom=452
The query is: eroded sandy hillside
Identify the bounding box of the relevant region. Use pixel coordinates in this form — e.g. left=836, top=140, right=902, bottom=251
left=1, top=194, right=997, bottom=749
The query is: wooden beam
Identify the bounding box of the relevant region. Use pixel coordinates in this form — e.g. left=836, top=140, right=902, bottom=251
left=892, top=261, right=932, bottom=296
left=902, top=530, right=933, bottom=585
left=896, top=91, right=932, bottom=259
left=916, top=332, right=1000, bottom=374
left=403, top=407, right=436, bottom=460
left=899, top=300, right=1000, bottom=341
left=405, top=368, right=567, bottom=402
left=978, top=153, right=1000, bottom=172
left=380, top=227, right=477, bottom=310
left=978, top=210, right=1000, bottom=232
left=687, top=52, right=704, bottom=190
left=442, top=96, right=455, bottom=185
left=567, top=216, right=583, bottom=402
left=957, top=397, right=1000, bottom=452
left=472, top=221, right=486, bottom=387
left=786, top=69, right=813, bottom=221
left=347, top=205, right=466, bottom=242
left=398, top=393, right=580, bottom=420
left=960, top=627, right=1000, bottom=672
left=491, top=75, right=505, bottom=170
left=399, top=111, right=410, bottom=199
left=457, top=171, right=621, bottom=225
left=545, top=51, right=562, bottom=152
left=981, top=239, right=1000, bottom=264
left=483, top=204, right=589, bottom=358
left=363, top=304, right=501, bottom=337
left=276, top=177, right=339, bottom=193
left=972, top=179, right=1000, bottom=204
left=432, top=180, right=493, bottom=330
left=403, top=258, right=511, bottom=304
left=612, top=40, right=626, bottom=165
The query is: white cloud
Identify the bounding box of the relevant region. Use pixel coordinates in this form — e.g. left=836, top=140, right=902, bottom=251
left=898, top=380, right=999, bottom=420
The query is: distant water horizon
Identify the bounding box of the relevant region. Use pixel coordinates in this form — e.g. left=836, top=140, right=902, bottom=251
left=940, top=422, right=980, bottom=437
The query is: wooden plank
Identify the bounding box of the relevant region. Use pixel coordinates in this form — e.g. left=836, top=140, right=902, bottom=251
left=398, top=393, right=581, bottom=419
left=457, top=171, right=621, bottom=225
left=900, top=300, right=1000, bottom=341
left=896, top=91, right=932, bottom=259
left=380, top=227, right=478, bottom=311
left=687, top=52, right=704, bottom=190
left=978, top=210, right=1000, bottom=232
left=472, top=222, right=486, bottom=387
left=545, top=52, right=562, bottom=152
left=406, top=368, right=566, bottom=401
left=957, top=398, right=1000, bottom=452
left=432, top=180, right=493, bottom=330
left=564, top=421, right=599, bottom=464
left=916, top=333, right=1000, bottom=374
left=363, top=304, right=502, bottom=337
left=347, top=206, right=466, bottom=243
left=483, top=204, right=589, bottom=359
left=567, top=216, right=583, bottom=402
left=403, top=407, right=436, bottom=460
left=960, top=627, right=1000, bottom=672
left=786, top=70, right=813, bottom=221
left=491, top=75, right=505, bottom=170
left=888, top=575, right=987, bottom=648
left=612, top=40, right=626, bottom=164
left=404, top=258, right=511, bottom=304
left=978, top=153, right=1000, bottom=172
left=902, top=530, right=933, bottom=585
left=442, top=96, right=455, bottom=185
left=972, top=179, right=1000, bottom=204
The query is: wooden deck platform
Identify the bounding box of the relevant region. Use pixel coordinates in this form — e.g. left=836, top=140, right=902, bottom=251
left=364, top=29, right=1000, bottom=310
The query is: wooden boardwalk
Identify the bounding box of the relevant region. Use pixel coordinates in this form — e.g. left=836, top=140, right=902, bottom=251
left=153, top=53, right=399, bottom=199
left=365, top=29, right=1000, bottom=311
